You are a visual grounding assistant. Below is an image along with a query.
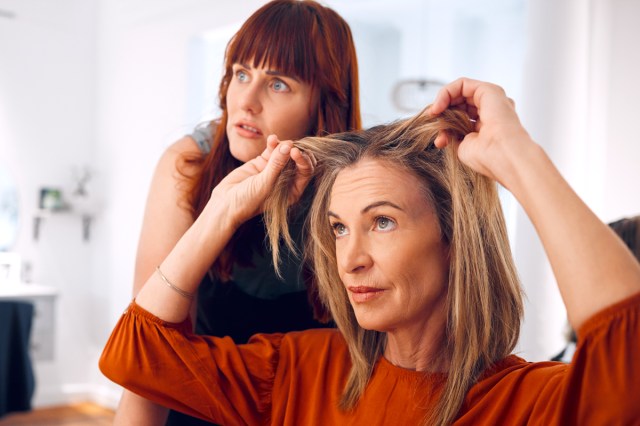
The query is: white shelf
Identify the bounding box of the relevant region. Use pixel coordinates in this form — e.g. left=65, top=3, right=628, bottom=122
left=33, top=209, right=94, bottom=242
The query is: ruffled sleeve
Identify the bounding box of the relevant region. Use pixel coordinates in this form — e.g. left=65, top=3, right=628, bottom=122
left=461, top=292, right=640, bottom=424
left=99, top=300, right=283, bottom=425
left=559, top=291, right=640, bottom=424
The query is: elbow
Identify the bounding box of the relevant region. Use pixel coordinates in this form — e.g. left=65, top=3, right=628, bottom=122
left=99, top=345, right=132, bottom=389
left=98, top=326, right=146, bottom=391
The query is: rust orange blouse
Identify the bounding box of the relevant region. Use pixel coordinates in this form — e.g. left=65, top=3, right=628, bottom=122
left=99, top=293, right=640, bottom=425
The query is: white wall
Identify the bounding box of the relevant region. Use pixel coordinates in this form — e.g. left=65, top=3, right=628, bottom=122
left=91, top=0, right=269, bottom=405
left=0, top=0, right=268, bottom=408
left=0, top=0, right=101, bottom=406
left=1, top=0, right=639, bottom=410
left=602, top=0, right=640, bottom=221
left=514, top=0, right=640, bottom=361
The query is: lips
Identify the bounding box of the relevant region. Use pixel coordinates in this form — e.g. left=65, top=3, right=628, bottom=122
left=347, top=286, right=386, bottom=303
left=234, top=121, right=263, bottom=138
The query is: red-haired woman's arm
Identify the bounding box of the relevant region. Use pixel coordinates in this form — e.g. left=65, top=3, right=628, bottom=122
left=109, top=134, right=313, bottom=425
left=115, top=135, right=204, bottom=425
left=133, top=135, right=313, bottom=321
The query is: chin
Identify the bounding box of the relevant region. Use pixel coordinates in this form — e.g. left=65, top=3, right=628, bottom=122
left=229, top=150, right=250, bottom=163
left=227, top=132, right=265, bottom=162
left=228, top=144, right=260, bottom=163
left=353, top=311, right=390, bottom=332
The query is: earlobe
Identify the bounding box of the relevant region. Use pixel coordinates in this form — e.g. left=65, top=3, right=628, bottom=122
left=433, top=131, right=449, bottom=149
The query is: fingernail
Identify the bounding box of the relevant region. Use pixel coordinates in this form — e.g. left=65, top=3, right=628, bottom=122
left=279, top=144, right=291, bottom=154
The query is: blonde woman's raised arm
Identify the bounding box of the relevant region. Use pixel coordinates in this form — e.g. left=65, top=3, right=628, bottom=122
left=430, top=77, right=640, bottom=331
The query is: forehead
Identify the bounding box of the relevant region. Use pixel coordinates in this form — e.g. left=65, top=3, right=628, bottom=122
left=234, top=59, right=301, bottom=80
left=330, top=158, right=429, bottom=210
left=236, top=57, right=277, bottom=71
left=231, top=42, right=311, bottom=84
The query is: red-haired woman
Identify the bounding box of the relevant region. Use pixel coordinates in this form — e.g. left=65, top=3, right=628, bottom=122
left=114, top=1, right=361, bottom=425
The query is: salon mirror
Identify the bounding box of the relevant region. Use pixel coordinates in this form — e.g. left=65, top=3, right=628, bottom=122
left=0, top=164, right=19, bottom=251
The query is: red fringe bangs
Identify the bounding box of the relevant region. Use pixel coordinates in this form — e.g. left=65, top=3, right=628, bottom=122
left=227, top=2, right=325, bottom=85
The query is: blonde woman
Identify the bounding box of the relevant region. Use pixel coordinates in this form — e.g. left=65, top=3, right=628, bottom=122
left=101, top=78, right=640, bottom=425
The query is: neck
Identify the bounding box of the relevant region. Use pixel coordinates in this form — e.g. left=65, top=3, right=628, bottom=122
left=383, top=305, right=449, bottom=372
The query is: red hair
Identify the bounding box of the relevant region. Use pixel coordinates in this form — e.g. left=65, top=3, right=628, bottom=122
left=180, top=1, right=360, bottom=300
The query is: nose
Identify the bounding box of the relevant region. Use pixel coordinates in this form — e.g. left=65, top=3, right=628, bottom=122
left=238, top=81, right=262, bottom=115
left=337, top=232, right=373, bottom=275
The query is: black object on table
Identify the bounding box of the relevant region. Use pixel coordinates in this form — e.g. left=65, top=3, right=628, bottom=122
left=0, top=301, right=35, bottom=418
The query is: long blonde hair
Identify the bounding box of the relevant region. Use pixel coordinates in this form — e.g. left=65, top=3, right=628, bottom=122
left=264, top=108, right=523, bottom=425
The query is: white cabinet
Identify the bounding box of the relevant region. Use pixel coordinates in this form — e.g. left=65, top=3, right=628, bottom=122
left=0, top=284, right=58, bottom=361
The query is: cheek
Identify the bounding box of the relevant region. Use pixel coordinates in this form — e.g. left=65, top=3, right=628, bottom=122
left=334, top=245, right=347, bottom=278
left=392, top=244, right=447, bottom=291
left=296, top=102, right=315, bottom=132
left=280, top=118, right=308, bottom=139
left=225, top=85, right=239, bottom=110
left=271, top=100, right=315, bottom=139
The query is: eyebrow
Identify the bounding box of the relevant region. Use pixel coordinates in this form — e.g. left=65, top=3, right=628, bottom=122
left=327, top=201, right=404, bottom=219
left=238, top=63, right=300, bottom=82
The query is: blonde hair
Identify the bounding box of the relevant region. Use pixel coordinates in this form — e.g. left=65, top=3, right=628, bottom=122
left=264, top=108, right=523, bottom=425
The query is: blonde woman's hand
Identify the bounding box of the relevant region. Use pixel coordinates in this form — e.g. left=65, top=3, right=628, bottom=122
left=429, top=77, right=535, bottom=189
left=210, top=134, right=315, bottom=230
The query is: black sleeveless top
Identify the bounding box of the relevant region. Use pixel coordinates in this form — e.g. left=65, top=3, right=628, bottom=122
left=166, top=125, right=332, bottom=426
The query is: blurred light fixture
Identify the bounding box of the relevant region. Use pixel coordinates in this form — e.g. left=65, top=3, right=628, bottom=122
left=0, top=9, right=16, bottom=19
left=391, top=78, right=445, bottom=113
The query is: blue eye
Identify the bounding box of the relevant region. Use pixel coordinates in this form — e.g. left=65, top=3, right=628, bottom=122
left=236, top=70, right=249, bottom=82
left=331, top=222, right=348, bottom=238
left=375, top=216, right=396, bottom=231
left=272, top=79, right=290, bottom=92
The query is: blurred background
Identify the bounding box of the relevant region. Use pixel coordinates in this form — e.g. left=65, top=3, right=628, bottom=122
left=0, top=0, right=638, bottom=412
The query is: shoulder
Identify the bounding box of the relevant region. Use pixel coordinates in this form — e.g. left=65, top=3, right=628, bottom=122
left=187, top=121, right=218, bottom=155
left=278, top=329, right=348, bottom=362
left=284, top=328, right=345, bottom=345
left=151, top=135, right=205, bottom=187
left=459, top=356, right=568, bottom=421
left=576, top=290, right=640, bottom=340
left=159, top=120, right=218, bottom=169
left=251, top=329, right=345, bottom=351
left=237, top=330, right=348, bottom=377
left=162, top=135, right=203, bottom=165
left=266, top=329, right=351, bottom=392
left=477, top=355, right=568, bottom=391
left=467, top=355, right=568, bottom=406
left=246, top=329, right=346, bottom=360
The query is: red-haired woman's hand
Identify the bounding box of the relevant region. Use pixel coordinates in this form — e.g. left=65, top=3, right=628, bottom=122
left=429, top=77, right=535, bottom=190
left=209, top=134, right=314, bottom=231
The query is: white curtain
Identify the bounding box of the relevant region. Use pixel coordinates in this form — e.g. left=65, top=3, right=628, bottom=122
left=514, top=0, right=633, bottom=360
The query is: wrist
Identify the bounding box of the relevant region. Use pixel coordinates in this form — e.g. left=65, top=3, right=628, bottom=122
left=198, top=200, right=238, bottom=243
left=502, top=141, right=549, bottom=199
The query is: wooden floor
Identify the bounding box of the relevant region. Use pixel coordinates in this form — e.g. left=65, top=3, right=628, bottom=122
left=0, top=403, right=114, bottom=426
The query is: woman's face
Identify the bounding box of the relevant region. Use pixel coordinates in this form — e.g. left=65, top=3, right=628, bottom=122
left=225, top=62, right=318, bottom=162
left=328, top=158, right=449, bottom=334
